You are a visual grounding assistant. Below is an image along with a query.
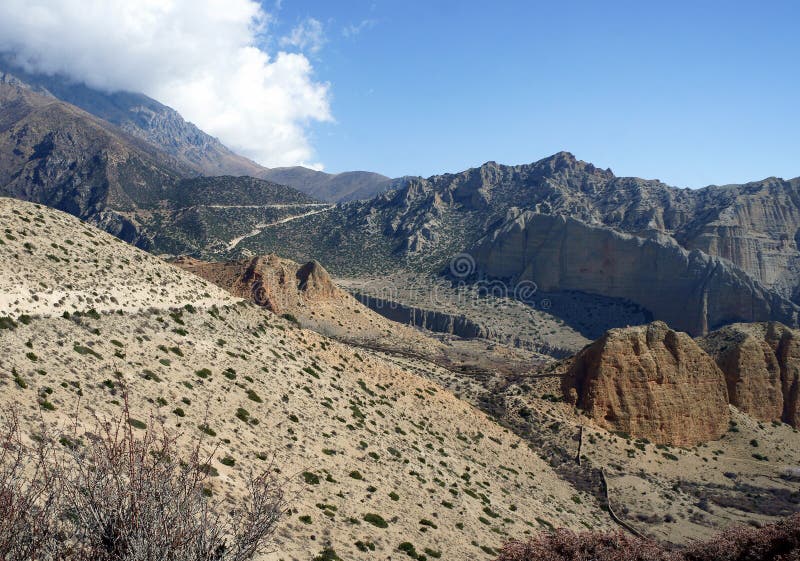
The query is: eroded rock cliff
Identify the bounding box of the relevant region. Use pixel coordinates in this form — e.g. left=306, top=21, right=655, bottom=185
left=562, top=321, right=730, bottom=446
left=173, top=254, right=340, bottom=315
left=699, top=322, right=800, bottom=427
left=470, top=212, right=799, bottom=336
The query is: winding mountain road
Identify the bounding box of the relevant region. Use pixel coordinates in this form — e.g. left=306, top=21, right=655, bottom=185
left=226, top=205, right=333, bottom=251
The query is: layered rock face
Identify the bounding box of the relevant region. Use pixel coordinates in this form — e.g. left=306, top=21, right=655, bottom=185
left=470, top=212, right=799, bottom=336
left=562, top=322, right=730, bottom=446
left=352, top=292, right=563, bottom=356
left=678, top=180, right=800, bottom=298
left=699, top=322, right=800, bottom=427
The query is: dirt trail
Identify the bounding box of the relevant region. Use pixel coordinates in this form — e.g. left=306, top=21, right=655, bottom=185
left=226, top=206, right=333, bottom=251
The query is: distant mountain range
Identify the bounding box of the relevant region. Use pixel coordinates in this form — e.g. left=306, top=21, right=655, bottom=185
left=261, top=166, right=414, bottom=203
left=0, top=57, right=401, bottom=203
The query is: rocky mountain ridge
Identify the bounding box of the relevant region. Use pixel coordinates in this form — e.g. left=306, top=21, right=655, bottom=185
left=388, top=155, right=788, bottom=276
left=350, top=152, right=800, bottom=295
left=0, top=57, right=266, bottom=178
left=245, top=152, right=800, bottom=335
left=260, top=166, right=410, bottom=203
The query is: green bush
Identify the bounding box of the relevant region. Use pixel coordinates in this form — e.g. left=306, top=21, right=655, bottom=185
left=302, top=471, right=320, bottom=485
left=128, top=418, right=147, bottom=430
left=39, top=400, right=56, bottom=411
left=363, top=513, right=388, bottom=528
left=73, top=345, right=102, bottom=359
left=198, top=424, right=217, bottom=437
left=311, top=548, right=341, bottom=561
left=355, top=541, right=375, bottom=552
left=281, top=313, right=299, bottom=325
left=398, top=542, right=423, bottom=559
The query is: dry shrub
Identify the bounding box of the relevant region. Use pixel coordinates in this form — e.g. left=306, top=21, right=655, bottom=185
left=498, top=514, right=800, bottom=561
left=497, top=529, right=679, bottom=561
left=0, top=413, right=64, bottom=561
left=683, top=513, right=800, bottom=561
left=0, top=406, right=288, bottom=561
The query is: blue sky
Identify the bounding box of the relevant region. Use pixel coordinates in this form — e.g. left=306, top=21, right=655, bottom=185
left=270, top=0, right=799, bottom=187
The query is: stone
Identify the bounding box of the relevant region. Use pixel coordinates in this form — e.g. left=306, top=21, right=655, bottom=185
left=699, top=322, right=800, bottom=427
left=562, top=321, right=730, bottom=446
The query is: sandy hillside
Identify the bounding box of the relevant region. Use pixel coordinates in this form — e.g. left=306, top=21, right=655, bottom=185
left=0, top=197, right=609, bottom=560
left=0, top=201, right=234, bottom=316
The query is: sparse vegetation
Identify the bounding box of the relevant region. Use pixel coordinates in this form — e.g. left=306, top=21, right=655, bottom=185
left=3, top=198, right=800, bottom=560
left=302, top=471, right=321, bottom=485
left=246, top=389, right=263, bottom=403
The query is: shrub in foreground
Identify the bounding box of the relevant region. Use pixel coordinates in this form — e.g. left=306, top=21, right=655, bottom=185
left=497, top=530, right=677, bottom=561
left=0, top=407, right=288, bottom=561
left=497, top=514, right=800, bottom=561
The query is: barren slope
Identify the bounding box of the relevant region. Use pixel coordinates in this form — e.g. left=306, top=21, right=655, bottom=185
left=0, top=198, right=607, bottom=560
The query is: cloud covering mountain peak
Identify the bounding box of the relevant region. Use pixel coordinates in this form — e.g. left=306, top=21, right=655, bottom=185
left=0, top=0, right=332, bottom=168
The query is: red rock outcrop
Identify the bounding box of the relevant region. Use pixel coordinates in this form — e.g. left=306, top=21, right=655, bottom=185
left=699, top=322, right=800, bottom=427
left=174, top=254, right=341, bottom=315
left=563, top=321, right=730, bottom=446
left=228, top=255, right=339, bottom=314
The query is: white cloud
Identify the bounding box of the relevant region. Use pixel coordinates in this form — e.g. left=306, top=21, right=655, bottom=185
left=0, top=0, right=332, bottom=168
left=280, top=18, right=325, bottom=54
left=342, top=19, right=377, bottom=38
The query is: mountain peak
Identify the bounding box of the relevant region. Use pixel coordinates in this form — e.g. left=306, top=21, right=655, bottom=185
left=534, top=151, right=578, bottom=166
left=531, top=151, right=615, bottom=179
